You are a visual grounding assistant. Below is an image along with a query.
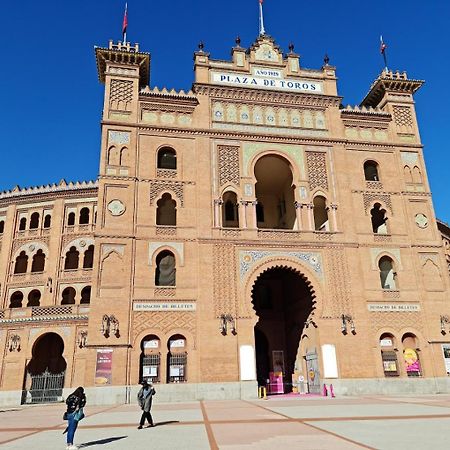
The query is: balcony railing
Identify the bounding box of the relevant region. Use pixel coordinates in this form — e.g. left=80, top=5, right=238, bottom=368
left=0, top=304, right=90, bottom=322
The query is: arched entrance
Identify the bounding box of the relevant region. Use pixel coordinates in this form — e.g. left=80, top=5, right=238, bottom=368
left=22, top=333, right=66, bottom=404
left=252, top=266, right=316, bottom=394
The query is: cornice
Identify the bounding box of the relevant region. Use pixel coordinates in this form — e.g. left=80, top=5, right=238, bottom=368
left=0, top=314, right=88, bottom=324
left=193, top=83, right=342, bottom=108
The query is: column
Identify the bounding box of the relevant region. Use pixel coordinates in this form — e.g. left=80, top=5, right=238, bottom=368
left=213, top=199, right=222, bottom=228
left=307, top=203, right=314, bottom=231
left=251, top=201, right=258, bottom=229
left=239, top=200, right=247, bottom=229
left=294, top=201, right=303, bottom=231
left=330, top=204, right=338, bottom=232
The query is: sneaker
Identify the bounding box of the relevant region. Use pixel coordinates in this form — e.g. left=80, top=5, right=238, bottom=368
left=137, top=425, right=143, bottom=429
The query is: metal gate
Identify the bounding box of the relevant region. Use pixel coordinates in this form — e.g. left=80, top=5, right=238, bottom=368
left=305, top=350, right=321, bottom=394
left=22, top=369, right=65, bottom=404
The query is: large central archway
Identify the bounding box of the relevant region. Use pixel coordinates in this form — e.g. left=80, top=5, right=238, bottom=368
left=252, top=266, right=315, bottom=393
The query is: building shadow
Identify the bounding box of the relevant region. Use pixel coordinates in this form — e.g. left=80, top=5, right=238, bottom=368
left=79, top=436, right=127, bottom=447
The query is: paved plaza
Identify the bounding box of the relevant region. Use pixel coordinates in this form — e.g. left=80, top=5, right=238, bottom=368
left=1, top=394, right=450, bottom=449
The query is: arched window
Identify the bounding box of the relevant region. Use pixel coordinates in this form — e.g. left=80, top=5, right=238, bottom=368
left=83, top=245, right=94, bottom=269
left=120, top=147, right=129, bottom=166
left=9, top=291, right=23, bottom=308
left=155, top=250, right=176, bottom=286
left=80, top=286, right=91, bottom=304
left=67, top=212, right=75, bottom=226
left=379, top=333, right=399, bottom=377
left=19, top=217, right=27, bottom=231
left=0, top=220, right=4, bottom=234
left=14, top=251, right=28, bottom=274
left=222, top=191, right=239, bottom=228
left=27, top=290, right=41, bottom=307
left=402, top=333, right=422, bottom=377
left=413, top=166, right=422, bottom=184
left=379, top=256, right=397, bottom=290
left=371, top=203, right=388, bottom=234
left=156, top=193, right=177, bottom=226
left=107, top=145, right=119, bottom=165
left=167, top=335, right=187, bottom=383
left=29, top=212, right=40, bottom=229
left=79, top=207, right=90, bottom=225
left=157, top=147, right=177, bottom=170
left=254, top=155, right=295, bottom=229
left=31, top=249, right=45, bottom=273
left=140, top=335, right=161, bottom=384
left=313, top=196, right=329, bottom=231
left=61, top=287, right=76, bottom=305
left=43, top=214, right=51, bottom=228
left=404, top=166, right=413, bottom=183
left=364, top=161, right=379, bottom=181
left=64, top=246, right=79, bottom=270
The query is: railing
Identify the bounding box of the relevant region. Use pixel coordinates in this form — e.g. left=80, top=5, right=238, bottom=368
left=0, top=304, right=90, bottom=321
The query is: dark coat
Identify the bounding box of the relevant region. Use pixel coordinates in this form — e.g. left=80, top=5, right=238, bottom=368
left=137, top=386, right=155, bottom=412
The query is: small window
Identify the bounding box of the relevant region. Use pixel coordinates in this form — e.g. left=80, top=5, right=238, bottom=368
left=157, top=147, right=177, bottom=170
left=67, top=212, right=75, bottom=226
left=61, top=287, right=76, bottom=305
left=64, top=246, right=79, bottom=270
left=80, top=286, right=91, bottom=304
left=19, top=217, right=27, bottom=231
left=43, top=214, right=51, bottom=228
left=167, top=335, right=187, bottom=383
left=371, top=203, right=388, bottom=234
left=156, top=194, right=177, bottom=226
left=83, top=245, right=94, bottom=269
left=155, top=250, right=176, bottom=286
left=31, top=249, right=45, bottom=273
left=79, top=207, right=90, bottom=225
left=14, top=251, right=28, bottom=274
left=0, top=220, right=4, bottom=234
left=222, top=191, right=239, bottom=228
left=27, top=290, right=41, bottom=307
left=29, top=212, right=40, bottom=229
left=380, top=334, right=399, bottom=377
left=364, top=161, right=379, bottom=181
left=9, top=291, right=23, bottom=308
left=379, top=256, right=397, bottom=290
left=402, top=333, right=422, bottom=377
left=313, top=196, right=329, bottom=231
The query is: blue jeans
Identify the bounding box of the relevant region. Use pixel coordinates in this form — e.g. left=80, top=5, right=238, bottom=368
left=66, top=412, right=78, bottom=445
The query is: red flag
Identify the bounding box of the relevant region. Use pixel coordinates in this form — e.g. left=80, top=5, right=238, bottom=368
left=380, top=36, right=387, bottom=54
left=122, top=3, right=128, bottom=37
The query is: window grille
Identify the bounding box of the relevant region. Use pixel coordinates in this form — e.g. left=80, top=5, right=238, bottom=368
left=168, top=352, right=187, bottom=383
left=381, top=350, right=399, bottom=377
left=142, top=353, right=161, bottom=383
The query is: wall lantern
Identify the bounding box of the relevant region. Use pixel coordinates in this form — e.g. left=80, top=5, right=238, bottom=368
left=101, top=314, right=120, bottom=338
left=8, top=334, right=21, bottom=352
left=341, top=314, right=356, bottom=335
left=440, top=315, right=450, bottom=335
left=77, top=330, right=88, bottom=348
left=219, top=314, right=236, bottom=336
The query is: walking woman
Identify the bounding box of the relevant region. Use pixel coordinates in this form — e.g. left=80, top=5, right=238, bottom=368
left=64, top=386, right=86, bottom=450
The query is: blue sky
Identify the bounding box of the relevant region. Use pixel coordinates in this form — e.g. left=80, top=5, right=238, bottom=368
left=1, top=0, right=449, bottom=222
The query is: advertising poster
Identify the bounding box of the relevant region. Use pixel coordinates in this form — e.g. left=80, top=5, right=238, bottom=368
left=442, top=344, right=450, bottom=375
left=95, top=349, right=113, bottom=385
left=404, top=348, right=421, bottom=375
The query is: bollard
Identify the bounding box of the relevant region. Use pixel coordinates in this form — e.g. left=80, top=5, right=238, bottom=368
left=258, top=386, right=267, bottom=399
left=330, top=384, right=335, bottom=398
left=322, top=383, right=328, bottom=396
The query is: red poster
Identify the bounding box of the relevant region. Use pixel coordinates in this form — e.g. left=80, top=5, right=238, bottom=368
left=95, top=349, right=113, bottom=385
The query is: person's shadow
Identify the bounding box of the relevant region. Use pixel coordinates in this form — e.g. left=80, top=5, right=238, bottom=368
left=154, top=420, right=179, bottom=427
left=79, top=436, right=127, bottom=447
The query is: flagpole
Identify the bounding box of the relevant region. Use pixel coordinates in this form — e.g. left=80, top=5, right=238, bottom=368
left=123, top=3, right=128, bottom=45
left=259, top=1, right=265, bottom=36
left=380, top=35, right=388, bottom=72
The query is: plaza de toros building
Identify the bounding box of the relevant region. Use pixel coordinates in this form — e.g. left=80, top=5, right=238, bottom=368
left=0, top=33, right=449, bottom=406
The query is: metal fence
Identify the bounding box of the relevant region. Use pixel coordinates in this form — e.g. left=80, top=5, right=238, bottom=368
left=21, top=370, right=65, bottom=404
left=168, top=352, right=187, bottom=383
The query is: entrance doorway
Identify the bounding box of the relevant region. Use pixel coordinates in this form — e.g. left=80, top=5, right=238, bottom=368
left=252, top=266, right=315, bottom=394
left=22, top=333, right=66, bottom=404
